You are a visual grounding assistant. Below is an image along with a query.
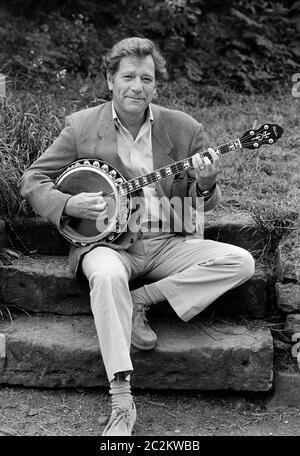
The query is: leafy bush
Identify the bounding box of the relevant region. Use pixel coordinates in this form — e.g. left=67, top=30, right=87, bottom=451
left=115, top=0, right=300, bottom=92
left=1, top=1, right=299, bottom=93
left=0, top=0, right=299, bottom=227
left=0, top=11, right=103, bottom=90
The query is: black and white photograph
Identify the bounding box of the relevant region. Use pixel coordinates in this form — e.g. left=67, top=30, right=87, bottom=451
left=0, top=0, right=299, bottom=448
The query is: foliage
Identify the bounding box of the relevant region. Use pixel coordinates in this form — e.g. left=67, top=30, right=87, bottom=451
left=0, top=91, right=66, bottom=216
left=76, top=0, right=299, bottom=93
left=0, top=302, right=31, bottom=322
left=0, top=82, right=298, bottom=226
left=1, top=0, right=299, bottom=93
left=0, top=0, right=299, bottom=228
left=0, top=12, right=102, bottom=90
left=0, top=76, right=110, bottom=218
left=251, top=203, right=299, bottom=260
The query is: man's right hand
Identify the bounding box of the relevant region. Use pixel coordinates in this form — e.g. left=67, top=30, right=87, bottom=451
left=63, top=191, right=107, bottom=220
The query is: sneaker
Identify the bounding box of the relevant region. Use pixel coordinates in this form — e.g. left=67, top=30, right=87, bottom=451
left=131, top=303, right=157, bottom=350
left=102, top=401, right=137, bottom=436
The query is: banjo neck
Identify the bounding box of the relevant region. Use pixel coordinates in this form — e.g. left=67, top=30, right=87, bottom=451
left=56, top=122, right=283, bottom=246
left=118, top=138, right=242, bottom=196
left=98, top=122, right=283, bottom=198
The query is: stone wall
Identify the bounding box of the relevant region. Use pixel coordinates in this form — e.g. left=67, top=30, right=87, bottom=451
left=275, top=232, right=300, bottom=371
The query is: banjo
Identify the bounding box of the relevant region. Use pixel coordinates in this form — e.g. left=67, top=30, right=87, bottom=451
left=56, top=123, right=283, bottom=246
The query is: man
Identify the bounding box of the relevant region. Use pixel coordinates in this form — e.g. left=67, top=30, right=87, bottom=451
left=19, top=37, right=255, bottom=436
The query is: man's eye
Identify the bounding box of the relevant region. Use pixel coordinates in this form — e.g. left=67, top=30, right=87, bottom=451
left=143, top=78, right=152, bottom=83
left=123, top=75, right=133, bottom=80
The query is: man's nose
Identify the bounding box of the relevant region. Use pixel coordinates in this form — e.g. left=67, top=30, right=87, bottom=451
left=132, top=77, right=143, bottom=91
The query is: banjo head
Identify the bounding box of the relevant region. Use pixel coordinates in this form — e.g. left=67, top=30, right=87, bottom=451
left=56, top=159, right=130, bottom=246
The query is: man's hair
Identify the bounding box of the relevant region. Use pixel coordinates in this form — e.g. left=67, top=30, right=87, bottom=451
left=103, top=37, right=167, bottom=81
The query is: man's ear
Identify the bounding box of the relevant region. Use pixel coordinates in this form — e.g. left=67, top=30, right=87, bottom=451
left=107, top=72, right=114, bottom=91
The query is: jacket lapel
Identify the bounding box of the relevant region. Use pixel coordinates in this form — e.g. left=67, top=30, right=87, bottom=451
left=151, top=105, right=175, bottom=198
left=96, top=101, right=131, bottom=180
left=95, top=102, right=176, bottom=194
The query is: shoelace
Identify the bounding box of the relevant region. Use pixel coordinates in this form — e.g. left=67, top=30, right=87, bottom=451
left=102, top=399, right=136, bottom=436
left=133, top=303, right=151, bottom=323
left=108, top=406, right=132, bottom=427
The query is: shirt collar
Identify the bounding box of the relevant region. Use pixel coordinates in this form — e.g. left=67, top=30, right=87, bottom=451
left=112, top=103, right=154, bottom=129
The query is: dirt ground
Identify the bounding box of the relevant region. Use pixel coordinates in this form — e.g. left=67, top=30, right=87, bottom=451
left=0, top=385, right=299, bottom=437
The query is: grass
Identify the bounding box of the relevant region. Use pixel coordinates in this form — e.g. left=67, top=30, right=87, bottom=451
left=0, top=76, right=299, bottom=252
left=0, top=248, right=30, bottom=322
left=163, top=85, right=300, bottom=261
left=250, top=204, right=299, bottom=262
left=0, top=87, right=67, bottom=216
left=0, top=303, right=31, bottom=322
left=193, top=93, right=299, bottom=217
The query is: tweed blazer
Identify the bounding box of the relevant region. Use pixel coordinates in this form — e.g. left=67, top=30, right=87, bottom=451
left=19, top=101, right=221, bottom=276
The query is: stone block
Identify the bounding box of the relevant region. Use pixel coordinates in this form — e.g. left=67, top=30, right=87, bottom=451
left=6, top=217, right=69, bottom=255
left=276, top=234, right=300, bottom=283
left=0, top=255, right=269, bottom=319
left=284, top=314, right=300, bottom=339
left=276, top=282, right=300, bottom=313
left=205, top=212, right=266, bottom=252
left=6, top=212, right=266, bottom=256
left=269, top=371, right=300, bottom=407
left=0, top=315, right=273, bottom=391
left=0, top=255, right=90, bottom=314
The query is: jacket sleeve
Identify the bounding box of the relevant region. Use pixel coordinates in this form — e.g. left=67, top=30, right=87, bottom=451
left=19, top=115, right=77, bottom=227
left=187, top=124, right=221, bottom=212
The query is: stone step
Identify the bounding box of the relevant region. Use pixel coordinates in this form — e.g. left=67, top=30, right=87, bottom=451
left=0, top=254, right=270, bottom=319
left=270, top=371, right=300, bottom=407
left=284, top=314, right=300, bottom=339
left=204, top=211, right=265, bottom=252
left=6, top=217, right=70, bottom=256
left=276, top=282, right=300, bottom=313
left=5, top=212, right=265, bottom=255
left=0, top=255, right=90, bottom=315
left=0, top=314, right=273, bottom=391
left=276, top=233, right=300, bottom=283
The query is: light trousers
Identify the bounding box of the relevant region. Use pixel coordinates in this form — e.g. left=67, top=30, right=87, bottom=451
left=81, top=234, right=255, bottom=382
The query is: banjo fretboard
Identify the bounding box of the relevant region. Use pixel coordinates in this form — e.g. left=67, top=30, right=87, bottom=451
left=118, top=139, right=242, bottom=196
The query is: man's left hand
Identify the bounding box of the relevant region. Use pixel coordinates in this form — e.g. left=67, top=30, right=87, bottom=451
left=192, top=147, right=220, bottom=192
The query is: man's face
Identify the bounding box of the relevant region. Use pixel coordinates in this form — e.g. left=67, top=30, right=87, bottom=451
left=107, top=55, right=157, bottom=120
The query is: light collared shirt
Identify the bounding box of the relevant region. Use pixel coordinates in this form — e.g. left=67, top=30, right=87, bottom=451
left=112, top=103, right=161, bottom=229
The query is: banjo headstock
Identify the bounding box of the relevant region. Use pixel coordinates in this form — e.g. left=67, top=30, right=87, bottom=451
left=240, top=123, right=284, bottom=150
